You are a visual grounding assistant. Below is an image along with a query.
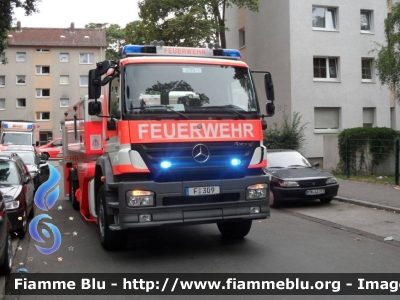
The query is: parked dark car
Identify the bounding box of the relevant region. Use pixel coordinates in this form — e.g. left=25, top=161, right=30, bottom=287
left=0, top=150, right=50, bottom=190
left=0, top=154, right=35, bottom=237
left=0, top=191, right=12, bottom=275
left=265, top=150, right=339, bottom=208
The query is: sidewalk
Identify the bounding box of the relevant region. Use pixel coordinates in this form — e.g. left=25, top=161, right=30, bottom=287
left=334, top=178, right=400, bottom=212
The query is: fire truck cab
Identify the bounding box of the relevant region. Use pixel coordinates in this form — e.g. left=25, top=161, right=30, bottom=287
left=64, top=43, right=276, bottom=250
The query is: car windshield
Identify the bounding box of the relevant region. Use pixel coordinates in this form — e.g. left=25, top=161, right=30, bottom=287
left=123, top=64, right=258, bottom=116
left=0, top=161, right=20, bottom=185
left=6, top=152, right=35, bottom=165
left=1, top=133, right=31, bottom=145
left=267, top=151, right=312, bottom=168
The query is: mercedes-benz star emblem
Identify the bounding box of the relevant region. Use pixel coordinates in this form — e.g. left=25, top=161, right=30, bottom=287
left=192, top=144, right=210, bottom=163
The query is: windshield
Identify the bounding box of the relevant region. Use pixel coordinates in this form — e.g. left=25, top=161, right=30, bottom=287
left=0, top=161, right=20, bottom=185
left=7, top=152, right=35, bottom=165
left=1, top=133, right=31, bottom=145
left=124, top=64, right=258, bottom=115
left=267, top=151, right=312, bottom=168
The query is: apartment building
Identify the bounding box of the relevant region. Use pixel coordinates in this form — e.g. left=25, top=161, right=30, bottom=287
left=225, top=0, right=400, bottom=163
left=0, top=22, right=106, bottom=144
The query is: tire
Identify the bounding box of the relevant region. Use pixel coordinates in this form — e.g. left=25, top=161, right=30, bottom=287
left=69, top=177, right=80, bottom=210
left=269, top=190, right=281, bottom=208
left=320, top=197, right=333, bottom=204
left=16, top=207, right=28, bottom=238
left=0, top=231, right=12, bottom=275
left=41, top=152, right=50, bottom=160
left=97, top=186, right=126, bottom=251
left=217, top=220, right=252, bottom=239
left=28, top=203, right=35, bottom=219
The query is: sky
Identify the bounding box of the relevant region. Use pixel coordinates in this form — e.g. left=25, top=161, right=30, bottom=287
left=13, top=0, right=140, bottom=28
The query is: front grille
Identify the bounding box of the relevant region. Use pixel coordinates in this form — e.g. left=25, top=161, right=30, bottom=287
left=298, top=179, right=327, bottom=188
left=132, top=141, right=260, bottom=181
left=163, top=193, right=240, bottom=206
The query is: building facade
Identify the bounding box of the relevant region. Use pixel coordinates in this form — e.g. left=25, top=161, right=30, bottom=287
left=225, top=0, right=400, bottom=163
left=0, top=22, right=106, bottom=144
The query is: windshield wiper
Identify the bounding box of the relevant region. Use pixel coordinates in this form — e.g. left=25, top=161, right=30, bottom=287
left=268, top=166, right=285, bottom=169
left=287, top=165, right=307, bottom=168
left=129, top=105, right=189, bottom=119
left=0, top=183, right=12, bottom=187
left=201, top=105, right=247, bottom=119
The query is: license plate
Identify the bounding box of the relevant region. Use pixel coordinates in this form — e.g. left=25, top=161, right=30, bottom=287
left=186, top=186, right=220, bottom=196
left=305, top=189, right=325, bottom=196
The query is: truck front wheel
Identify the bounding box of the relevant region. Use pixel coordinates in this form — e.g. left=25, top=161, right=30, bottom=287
left=217, top=220, right=252, bottom=239
left=97, top=186, right=126, bottom=251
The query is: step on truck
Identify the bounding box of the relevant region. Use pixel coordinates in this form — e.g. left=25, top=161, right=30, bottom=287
left=62, top=43, right=276, bottom=250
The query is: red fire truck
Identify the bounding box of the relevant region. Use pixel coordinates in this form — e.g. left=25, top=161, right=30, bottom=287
left=63, top=43, right=275, bottom=250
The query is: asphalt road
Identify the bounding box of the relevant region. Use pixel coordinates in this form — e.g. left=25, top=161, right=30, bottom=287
left=2, top=161, right=400, bottom=299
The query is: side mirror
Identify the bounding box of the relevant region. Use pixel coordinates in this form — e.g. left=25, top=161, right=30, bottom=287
left=264, top=72, right=275, bottom=101
left=89, top=69, right=101, bottom=100
left=266, top=102, right=275, bottom=117
left=88, top=101, right=102, bottom=115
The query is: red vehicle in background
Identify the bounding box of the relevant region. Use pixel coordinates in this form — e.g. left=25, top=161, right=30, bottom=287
left=38, top=138, right=63, bottom=160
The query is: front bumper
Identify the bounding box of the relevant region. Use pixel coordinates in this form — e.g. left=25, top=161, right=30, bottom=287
left=107, top=176, right=270, bottom=230
left=273, top=183, right=339, bottom=201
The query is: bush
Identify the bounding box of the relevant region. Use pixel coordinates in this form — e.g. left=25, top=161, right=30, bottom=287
left=338, top=127, right=400, bottom=174
left=263, top=112, right=308, bottom=151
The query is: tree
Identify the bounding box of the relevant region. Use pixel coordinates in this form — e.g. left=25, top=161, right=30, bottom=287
left=85, top=23, right=125, bottom=61
left=374, top=1, right=400, bottom=104
left=0, top=0, right=40, bottom=63
left=128, top=0, right=258, bottom=48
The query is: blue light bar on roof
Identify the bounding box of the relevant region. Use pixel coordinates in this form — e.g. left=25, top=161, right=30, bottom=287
left=3, top=123, right=8, bottom=129
left=222, top=49, right=241, bottom=58
left=27, top=124, right=33, bottom=129
left=122, top=45, right=144, bottom=56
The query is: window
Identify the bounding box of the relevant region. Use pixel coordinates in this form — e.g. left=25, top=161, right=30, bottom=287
left=79, top=53, right=93, bottom=64
left=239, top=29, right=245, bottom=48
left=0, top=76, right=4, bottom=87
left=36, top=89, right=50, bottom=98
left=361, top=10, right=373, bottom=32
left=0, top=99, right=5, bottom=110
left=60, top=98, right=69, bottom=107
left=36, top=49, right=50, bottom=53
left=60, top=75, right=69, bottom=85
left=361, top=58, right=374, bottom=82
left=363, top=107, right=375, bottom=127
left=312, top=7, right=337, bottom=30
left=314, top=107, right=340, bottom=131
left=80, top=75, right=88, bottom=86
left=36, top=66, right=50, bottom=75
left=16, top=52, right=26, bottom=62
left=36, top=112, right=50, bottom=121
left=60, top=53, right=69, bottom=62
left=17, top=98, right=26, bottom=108
left=16, top=75, right=26, bottom=84
left=313, top=57, right=339, bottom=81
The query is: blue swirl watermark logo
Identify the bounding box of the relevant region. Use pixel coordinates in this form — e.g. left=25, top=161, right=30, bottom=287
left=29, top=164, right=62, bottom=255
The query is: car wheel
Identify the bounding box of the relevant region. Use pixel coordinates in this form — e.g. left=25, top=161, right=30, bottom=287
left=0, top=231, right=12, bottom=275
left=320, top=197, right=333, bottom=204
left=69, top=177, right=79, bottom=210
left=217, top=220, right=252, bottom=239
left=16, top=208, right=28, bottom=238
left=41, top=152, right=50, bottom=160
left=97, top=186, right=126, bottom=250
left=28, top=203, right=35, bottom=219
left=269, top=190, right=281, bottom=208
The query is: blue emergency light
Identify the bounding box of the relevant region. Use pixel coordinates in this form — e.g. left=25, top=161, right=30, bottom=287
left=27, top=124, right=33, bottom=129
left=3, top=123, right=8, bottom=128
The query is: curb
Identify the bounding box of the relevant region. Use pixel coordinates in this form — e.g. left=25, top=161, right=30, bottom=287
left=334, top=196, right=400, bottom=213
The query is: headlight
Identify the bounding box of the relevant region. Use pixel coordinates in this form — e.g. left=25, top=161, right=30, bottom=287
left=326, top=177, right=337, bottom=184
left=246, top=183, right=268, bottom=200
left=6, top=201, right=19, bottom=209
left=125, top=190, right=154, bottom=207
left=279, top=180, right=299, bottom=187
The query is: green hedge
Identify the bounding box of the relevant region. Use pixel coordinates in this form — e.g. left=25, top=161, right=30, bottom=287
left=338, top=127, right=400, bottom=174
